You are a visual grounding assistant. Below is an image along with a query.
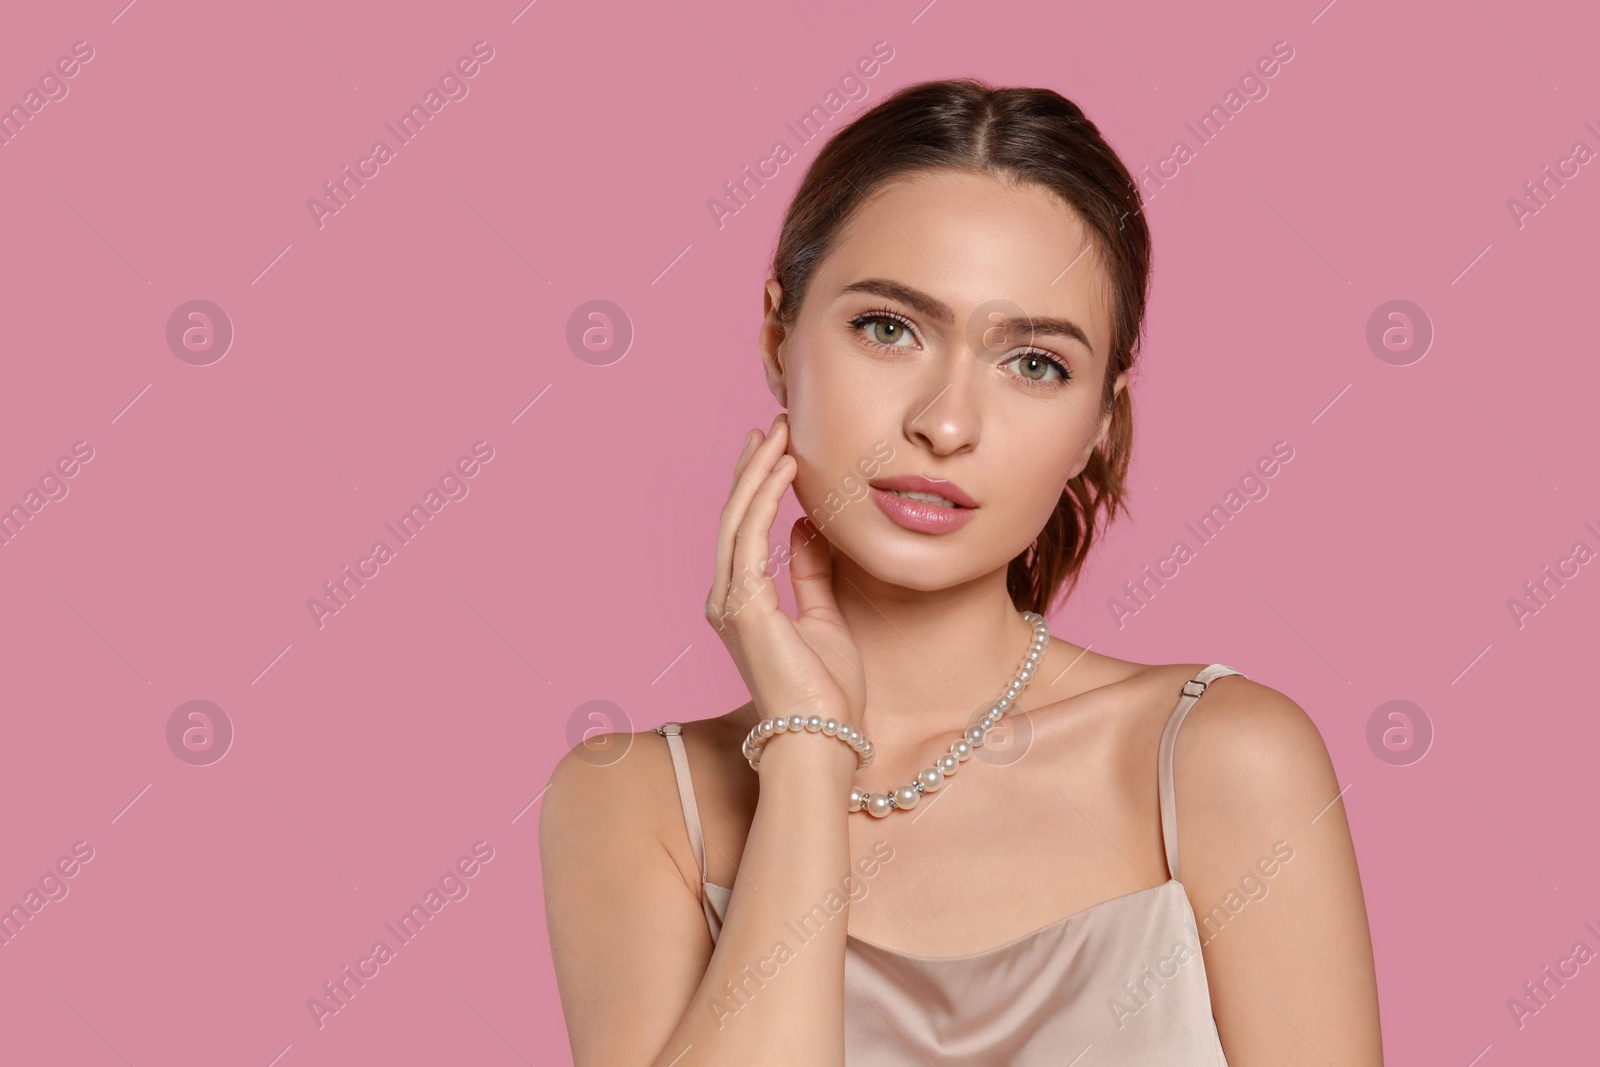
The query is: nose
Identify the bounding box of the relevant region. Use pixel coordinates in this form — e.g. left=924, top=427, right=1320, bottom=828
left=904, top=354, right=980, bottom=456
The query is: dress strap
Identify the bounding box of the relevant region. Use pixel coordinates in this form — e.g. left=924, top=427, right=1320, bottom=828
left=653, top=722, right=707, bottom=884
left=1158, top=664, right=1246, bottom=883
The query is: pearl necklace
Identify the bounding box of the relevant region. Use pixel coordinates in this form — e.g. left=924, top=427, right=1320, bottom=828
left=741, top=611, right=1050, bottom=817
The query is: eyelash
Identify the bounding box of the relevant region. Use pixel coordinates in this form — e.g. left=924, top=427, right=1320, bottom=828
left=848, top=306, right=1073, bottom=388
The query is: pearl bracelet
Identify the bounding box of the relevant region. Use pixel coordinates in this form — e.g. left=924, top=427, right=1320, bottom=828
left=743, top=713, right=874, bottom=771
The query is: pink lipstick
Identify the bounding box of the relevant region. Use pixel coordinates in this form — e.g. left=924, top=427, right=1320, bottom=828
left=867, top=474, right=978, bottom=534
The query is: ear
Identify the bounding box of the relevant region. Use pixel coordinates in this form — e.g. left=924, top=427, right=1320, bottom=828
left=758, top=278, right=788, bottom=408
left=1097, top=370, right=1128, bottom=450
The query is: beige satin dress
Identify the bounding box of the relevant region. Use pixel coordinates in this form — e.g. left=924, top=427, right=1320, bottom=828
left=655, top=663, right=1242, bottom=1065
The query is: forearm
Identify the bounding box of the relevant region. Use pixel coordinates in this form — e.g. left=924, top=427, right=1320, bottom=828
left=651, top=742, right=853, bottom=1067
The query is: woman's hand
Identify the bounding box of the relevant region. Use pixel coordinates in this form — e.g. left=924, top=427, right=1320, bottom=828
left=706, top=414, right=865, bottom=784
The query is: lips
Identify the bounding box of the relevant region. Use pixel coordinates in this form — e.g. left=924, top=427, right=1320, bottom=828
left=867, top=473, right=978, bottom=534
left=868, top=474, right=979, bottom=508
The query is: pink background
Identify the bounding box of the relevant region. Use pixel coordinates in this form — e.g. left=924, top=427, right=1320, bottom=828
left=1, top=0, right=1596, bottom=1063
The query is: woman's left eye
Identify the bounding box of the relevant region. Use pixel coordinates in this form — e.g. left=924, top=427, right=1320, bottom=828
left=1008, top=351, right=1073, bottom=385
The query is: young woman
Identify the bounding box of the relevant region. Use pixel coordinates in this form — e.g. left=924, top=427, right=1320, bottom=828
left=541, top=78, right=1382, bottom=1066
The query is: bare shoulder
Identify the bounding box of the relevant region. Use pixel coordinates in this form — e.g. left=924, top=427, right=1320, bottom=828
left=539, top=725, right=678, bottom=886
left=538, top=706, right=756, bottom=894
left=1161, top=666, right=1346, bottom=889
left=1174, top=668, right=1337, bottom=808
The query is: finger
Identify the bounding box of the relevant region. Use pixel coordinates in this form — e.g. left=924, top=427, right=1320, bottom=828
left=728, top=427, right=760, bottom=493
left=788, top=515, right=843, bottom=625
left=709, top=418, right=788, bottom=617
left=709, top=425, right=769, bottom=618
left=726, top=451, right=796, bottom=622
left=731, top=416, right=787, bottom=498
left=712, top=421, right=784, bottom=610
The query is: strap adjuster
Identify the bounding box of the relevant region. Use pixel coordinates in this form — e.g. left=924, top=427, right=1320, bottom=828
left=654, top=722, right=682, bottom=736
left=1182, top=678, right=1209, bottom=699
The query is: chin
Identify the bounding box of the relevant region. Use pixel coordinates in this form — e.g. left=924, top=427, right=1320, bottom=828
left=815, top=508, right=1010, bottom=591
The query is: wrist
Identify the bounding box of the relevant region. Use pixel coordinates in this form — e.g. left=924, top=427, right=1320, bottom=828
left=750, top=728, right=859, bottom=791
left=746, top=712, right=873, bottom=769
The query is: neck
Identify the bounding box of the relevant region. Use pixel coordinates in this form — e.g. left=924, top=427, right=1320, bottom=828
left=828, top=547, right=1044, bottom=747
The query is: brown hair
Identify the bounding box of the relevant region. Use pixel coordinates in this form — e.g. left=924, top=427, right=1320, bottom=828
left=769, top=77, right=1151, bottom=616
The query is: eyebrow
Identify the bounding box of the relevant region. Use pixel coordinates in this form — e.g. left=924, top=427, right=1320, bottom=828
left=838, top=277, right=1096, bottom=356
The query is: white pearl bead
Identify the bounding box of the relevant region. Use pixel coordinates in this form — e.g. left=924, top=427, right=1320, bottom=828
left=849, top=788, right=866, bottom=811
left=773, top=718, right=788, bottom=732
left=788, top=715, right=805, bottom=732
left=952, top=739, right=972, bottom=761
left=805, top=715, right=823, bottom=732
left=893, top=785, right=920, bottom=809
left=867, top=794, right=893, bottom=818
left=937, top=753, right=959, bottom=775
left=917, top=767, right=944, bottom=792
left=823, top=719, right=839, bottom=735
left=1018, top=669, right=1032, bottom=683
left=965, top=724, right=986, bottom=747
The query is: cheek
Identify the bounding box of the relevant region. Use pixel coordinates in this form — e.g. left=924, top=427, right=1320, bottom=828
left=1002, top=431, right=1084, bottom=526
left=786, top=349, right=880, bottom=480
left=1016, top=474, right=1068, bottom=537
left=788, top=340, right=856, bottom=417
left=786, top=411, right=829, bottom=494
left=790, top=435, right=857, bottom=520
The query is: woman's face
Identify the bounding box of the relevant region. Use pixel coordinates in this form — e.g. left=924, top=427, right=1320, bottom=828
left=759, top=168, right=1128, bottom=593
